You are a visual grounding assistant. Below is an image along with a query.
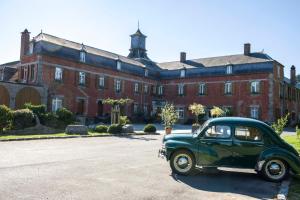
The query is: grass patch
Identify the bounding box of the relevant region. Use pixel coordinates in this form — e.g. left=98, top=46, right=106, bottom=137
left=281, top=135, right=300, bottom=153
left=288, top=178, right=300, bottom=200
left=0, top=132, right=110, bottom=140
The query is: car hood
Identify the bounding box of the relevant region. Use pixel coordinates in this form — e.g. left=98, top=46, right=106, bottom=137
left=163, top=133, right=194, bottom=143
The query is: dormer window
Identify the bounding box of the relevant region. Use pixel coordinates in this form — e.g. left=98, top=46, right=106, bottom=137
left=79, top=72, right=86, bottom=85
left=80, top=51, right=86, bottom=62
left=29, top=42, right=34, bottom=54
left=226, top=65, right=232, bottom=74
left=117, top=61, right=121, bottom=70
left=145, top=69, right=149, bottom=77
left=180, top=69, right=186, bottom=78
left=55, top=67, right=63, bottom=81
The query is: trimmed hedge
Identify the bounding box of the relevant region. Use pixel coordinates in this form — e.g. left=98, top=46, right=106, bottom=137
left=56, top=108, right=75, bottom=125
left=24, top=103, right=46, bottom=118
left=95, top=125, right=108, bottom=133
left=143, top=124, right=157, bottom=133
left=108, top=124, right=123, bottom=134
left=120, top=116, right=131, bottom=125
left=0, top=105, right=13, bottom=132
left=12, top=109, right=35, bottom=130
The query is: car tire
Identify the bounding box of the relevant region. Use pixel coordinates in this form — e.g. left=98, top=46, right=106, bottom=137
left=261, top=159, right=289, bottom=182
left=170, top=150, right=195, bottom=176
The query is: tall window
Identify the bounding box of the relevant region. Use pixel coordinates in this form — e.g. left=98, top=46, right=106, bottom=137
left=79, top=72, right=86, bottom=85
left=145, top=69, right=148, bottom=77
left=251, top=81, right=260, bottom=94
left=99, top=76, right=105, bottom=88
left=52, top=98, right=62, bottom=112
left=176, top=108, right=185, bottom=119
left=144, top=105, right=148, bottom=114
left=133, top=104, right=139, bottom=114
left=144, top=84, right=148, bottom=94
left=55, top=67, right=63, bottom=81
left=80, top=51, right=86, bottom=62
left=178, top=84, right=184, bottom=95
left=199, top=83, right=206, bottom=95
left=134, top=83, right=139, bottom=93
left=226, top=65, right=232, bottom=74
left=29, top=43, right=34, bottom=54
left=115, top=79, right=121, bottom=93
left=180, top=69, right=186, bottom=78
left=30, top=65, right=35, bottom=81
left=158, top=85, right=163, bottom=95
left=250, top=106, right=259, bottom=119
left=224, top=82, right=232, bottom=94
left=117, top=61, right=121, bottom=70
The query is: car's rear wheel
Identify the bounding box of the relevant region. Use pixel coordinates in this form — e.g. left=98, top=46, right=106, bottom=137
left=170, top=150, right=195, bottom=175
left=261, top=159, right=289, bottom=182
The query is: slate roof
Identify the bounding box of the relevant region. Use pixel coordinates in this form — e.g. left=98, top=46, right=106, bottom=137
left=34, top=33, right=145, bottom=68
left=0, top=60, right=20, bottom=67
left=158, top=53, right=273, bottom=70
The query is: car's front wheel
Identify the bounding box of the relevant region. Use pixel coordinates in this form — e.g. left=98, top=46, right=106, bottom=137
left=170, top=150, right=195, bottom=175
left=261, top=159, right=289, bottom=182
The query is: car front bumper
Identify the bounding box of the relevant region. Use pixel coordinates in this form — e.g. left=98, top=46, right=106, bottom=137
left=158, top=148, right=166, bottom=159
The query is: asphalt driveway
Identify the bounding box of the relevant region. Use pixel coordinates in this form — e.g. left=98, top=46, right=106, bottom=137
left=0, top=135, right=279, bottom=200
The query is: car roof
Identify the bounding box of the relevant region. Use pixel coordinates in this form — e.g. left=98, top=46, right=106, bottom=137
left=207, top=117, right=267, bottom=126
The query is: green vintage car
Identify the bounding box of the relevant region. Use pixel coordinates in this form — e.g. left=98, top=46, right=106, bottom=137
left=159, top=117, right=300, bottom=182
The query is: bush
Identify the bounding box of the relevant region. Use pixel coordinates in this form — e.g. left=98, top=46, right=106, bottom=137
left=143, top=124, right=157, bottom=133
left=24, top=103, right=46, bottom=118
left=0, top=105, right=13, bottom=132
left=56, top=108, right=75, bottom=125
left=12, top=109, right=35, bottom=130
left=120, top=116, right=131, bottom=125
left=95, top=125, right=108, bottom=133
left=108, top=124, right=123, bottom=134
left=271, top=113, right=290, bottom=135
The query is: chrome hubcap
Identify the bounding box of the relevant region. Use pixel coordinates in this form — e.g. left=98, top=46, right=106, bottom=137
left=265, top=160, right=286, bottom=180
left=173, top=154, right=192, bottom=173
left=268, top=163, right=281, bottom=175
left=177, top=157, right=188, bottom=168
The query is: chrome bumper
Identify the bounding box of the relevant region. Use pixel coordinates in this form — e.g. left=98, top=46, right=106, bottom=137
left=158, top=148, right=166, bottom=158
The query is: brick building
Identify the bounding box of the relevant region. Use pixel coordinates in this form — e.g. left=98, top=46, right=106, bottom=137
left=0, top=28, right=299, bottom=124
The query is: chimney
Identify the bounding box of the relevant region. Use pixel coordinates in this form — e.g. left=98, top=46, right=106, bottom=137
left=291, top=65, right=296, bottom=85
left=20, top=29, right=30, bottom=59
left=180, top=52, right=186, bottom=62
left=244, top=43, right=251, bottom=55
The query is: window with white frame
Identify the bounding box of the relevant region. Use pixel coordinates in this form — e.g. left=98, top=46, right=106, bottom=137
left=134, top=83, right=139, bottom=93
left=145, top=69, right=148, bottom=77
left=144, top=105, right=148, bottom=114
left=226, top=65, right=232, bottom=74
left=29, top=42, right=34, bottom=54
left=251, top=81, right=260, bottom=94
left=199, top=83, right=206, bottom=95
left=133, top=104, right=139, bottom=114
left=158, top=85, right=163, bottom=95
left=80, top=51, right=86, bottom=62
left=79, top=72, right=86, bottom=85
left=144, top=84, right=148, bottom=94
left=178, top=84, right=184, bottom=95
left=55, top=67, right=63, bottom=81
left=117, top=61, right=121, bottom=70
left=224, top=82, right=232, bottom=94
left=250, top=106, right=259, bottom=119
left=180, top=69, right=186, bottom=78
left=99, top=76, right=105, bottom=88
left=176, top=107, right=185, bottom=119
left=277, top=65, right=281, bottom=78
left=52, top=97, right=63, bottom=112
left=115, top=79, right=121, bottom=92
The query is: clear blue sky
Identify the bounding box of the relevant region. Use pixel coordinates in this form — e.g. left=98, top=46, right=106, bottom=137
left=1, top=0, right=299, bottom=78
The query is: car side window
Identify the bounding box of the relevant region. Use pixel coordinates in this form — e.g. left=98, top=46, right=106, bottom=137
left=205, top=125, right=231, bottom=138
left=234, top=126, right=262, bottom=141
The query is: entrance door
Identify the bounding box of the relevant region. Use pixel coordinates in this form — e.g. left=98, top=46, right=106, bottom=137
left=198, top=124, right=233, bottom=167
left=77, top=99, right=85, bottom=115
left=97, top=100, right=103, bottom=116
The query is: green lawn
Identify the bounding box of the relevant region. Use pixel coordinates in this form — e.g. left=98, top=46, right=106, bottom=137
left=0, top=132, right=110, bottom=140
left=281, top=135, right=300, bottom=199
left=282, top=135, right=300, bottom=153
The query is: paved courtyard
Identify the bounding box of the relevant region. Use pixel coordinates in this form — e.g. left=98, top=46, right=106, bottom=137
left=0, top=134, right=281, bottom=200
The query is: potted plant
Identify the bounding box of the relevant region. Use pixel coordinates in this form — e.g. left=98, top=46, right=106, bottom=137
left=210, top=106, right=225, bottom=118
left=189, top=103, right=205, bottom=132
left=160, top=103, right=178, bottom=134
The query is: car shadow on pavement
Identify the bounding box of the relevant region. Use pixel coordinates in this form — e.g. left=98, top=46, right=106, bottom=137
left=170, top=169, right=279, bottom=199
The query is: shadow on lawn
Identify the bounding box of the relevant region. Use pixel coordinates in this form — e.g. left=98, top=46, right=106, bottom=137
left=170, top=169, right=279, bottom=200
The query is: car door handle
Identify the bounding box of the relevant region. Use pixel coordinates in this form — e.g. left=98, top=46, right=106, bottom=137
left=201, top=141, right=213, bottom=145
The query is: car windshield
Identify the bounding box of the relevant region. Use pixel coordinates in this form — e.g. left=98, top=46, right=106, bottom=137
left=193, top=120, right=209, bottom=135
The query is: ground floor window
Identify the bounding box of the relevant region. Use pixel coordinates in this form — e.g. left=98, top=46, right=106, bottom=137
left=176, top=107, right=185, bottom=119
left=52, top=97, right=63, bottom=112
left=250, top=106, right=259, bottom=119
left=77, top=99, right=85, bottom=115
left=144, top=105, right=148, bottom=115
left=133, top=103, right=139, bottom=114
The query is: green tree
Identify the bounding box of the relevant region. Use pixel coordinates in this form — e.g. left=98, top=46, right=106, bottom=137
left=210, top=106, right=225, bottom=118
left=103, top=98, right=133, bottom=124
left=0, top=105, right=13, bottom=132
left=189, top=103, right=205, bottom=124
left=271, top=113, right=290, bottom=135
left=160, top=103, right=178, bottom=128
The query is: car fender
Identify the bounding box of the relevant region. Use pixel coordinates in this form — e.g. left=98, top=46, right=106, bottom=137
left=165, top=140, right=197, bottom=161
left=257, top=147, right=300, bottom=174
